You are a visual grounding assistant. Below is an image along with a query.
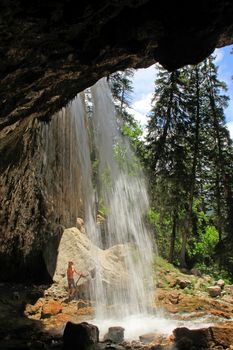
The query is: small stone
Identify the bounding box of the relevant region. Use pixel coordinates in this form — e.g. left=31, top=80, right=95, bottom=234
left=207, top=286, right=221, bottom=297
left=216, top=279, right=225, bottom=289
left=104, top=326, right=125, bottom=344
left=76, top=217, right=84, bottom=230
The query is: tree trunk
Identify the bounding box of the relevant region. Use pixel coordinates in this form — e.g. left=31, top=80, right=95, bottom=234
left=207, top=58, right=224, bottom=242
left=180, top=67, right=200, bottom=267
left=154, top=72, right=175, bottom=169
left=168, top=212, right=177, bottom=263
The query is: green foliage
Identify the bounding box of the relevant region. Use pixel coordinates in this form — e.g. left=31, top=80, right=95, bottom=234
left=121, top=122, right=143, bottom=149
left=113, top=141, right=142, bottom=176
left=109, top=69, right=134, bottom=107
left=188, top=198, right=219, bottom=264
left=194, top=262, right=233, bottom=284
left=108, top=69, right=134, bottom=125
left=91, top=158, right=99, bottom=183
left=98, top=197, right=108, bottom=216
left=190, top=225, right=219, bottom=260
left=147, top=208, right=173, bottom=258
left=154, top=255, right=177, bottom=272
left=144, top=56, right=233, bottom=276
left=113, top=142, right=126, bottom=167
left=147, top=208, right=160, bottom=231
left=100, top=166, right=112, bottom=188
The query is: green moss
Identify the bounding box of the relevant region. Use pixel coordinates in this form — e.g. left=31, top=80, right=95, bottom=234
left=154, top=256, right=178, bottom=272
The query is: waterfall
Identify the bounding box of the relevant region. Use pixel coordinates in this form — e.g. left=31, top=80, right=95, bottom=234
left=43, top=77, right=155, bottom=320
left=89, top=79, right=155, bottom=318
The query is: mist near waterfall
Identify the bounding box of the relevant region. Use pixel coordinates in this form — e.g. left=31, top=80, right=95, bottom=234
left=43, top=77, right=156, bottom=321
left=88, top=79, right=155, bottom=318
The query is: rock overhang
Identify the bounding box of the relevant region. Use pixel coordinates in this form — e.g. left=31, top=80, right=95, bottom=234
left=0, top=0, right=233, bottom=131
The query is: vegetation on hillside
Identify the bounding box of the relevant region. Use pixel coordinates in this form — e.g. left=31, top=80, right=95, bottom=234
left=108, top=56, right=233, bottom=283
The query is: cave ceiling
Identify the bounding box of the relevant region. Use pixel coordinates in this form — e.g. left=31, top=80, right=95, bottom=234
left=1, top=0, right=233, bottom=132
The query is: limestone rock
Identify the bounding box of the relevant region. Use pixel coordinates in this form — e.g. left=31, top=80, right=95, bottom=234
left=76, top=218, right=85, bottom=233
left=216, top=279, right=225, bottom=288
left=224, top=284, right=233, bottom=295
left=44, top=227, right=130, bottom=298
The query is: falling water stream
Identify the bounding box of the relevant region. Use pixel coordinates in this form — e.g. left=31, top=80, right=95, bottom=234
left=68, top=78, right=156, bottom=334
left=43, top=78, right=215, bottom=340
left=90, top=79, right=155, bottom=317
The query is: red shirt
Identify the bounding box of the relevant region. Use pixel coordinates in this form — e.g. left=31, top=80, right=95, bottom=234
left=67, top=265, right=75, bottom=279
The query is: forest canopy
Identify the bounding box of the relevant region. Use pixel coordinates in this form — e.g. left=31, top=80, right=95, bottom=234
left=109, top=55, right=233, bottom=282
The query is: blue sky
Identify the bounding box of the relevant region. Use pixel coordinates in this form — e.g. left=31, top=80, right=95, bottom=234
left=130, top=45, right=233, bottom=138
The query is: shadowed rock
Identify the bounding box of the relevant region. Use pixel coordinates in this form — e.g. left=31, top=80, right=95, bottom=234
left=63, top=321, right=99, bottom=350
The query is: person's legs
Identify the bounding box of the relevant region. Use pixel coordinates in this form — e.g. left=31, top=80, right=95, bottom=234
left=68, top=279, right=73, bottom=300
left=70, top=279, right=76, bottom=298
left=68, top=279, right=76, bottom=300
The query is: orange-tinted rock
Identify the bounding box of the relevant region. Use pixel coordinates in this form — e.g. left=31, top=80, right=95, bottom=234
left=173, top=327, right=213, bottom=348
left=208, top=309, right=232, bottom=319
left=211, top=326, right=233, bottom=347
left=174, top=325, right=233, bottom=348
left=41, top=300, right=62, bottom=318
left=24, top=298, right=44, bottom=319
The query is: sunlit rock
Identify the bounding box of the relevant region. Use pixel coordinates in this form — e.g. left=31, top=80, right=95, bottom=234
left=216, top=279, right=225, bottom=288
left=207, top=286, right=221, bottom=297
left=224, top=284, right=233, bottom=295
left=45, top=227, right=130, bottom=296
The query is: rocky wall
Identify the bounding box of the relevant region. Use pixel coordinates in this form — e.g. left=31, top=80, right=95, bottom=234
left=0, top=113, right=83, bottom=281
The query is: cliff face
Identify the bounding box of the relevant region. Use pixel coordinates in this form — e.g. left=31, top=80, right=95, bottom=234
left=0, top=113, right=83, bottom=281
left=1, top=0, right=233, bottom=281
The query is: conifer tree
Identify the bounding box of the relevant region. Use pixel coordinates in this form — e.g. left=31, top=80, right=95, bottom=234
left=146, top=57, right=233, bottom=274
left=146, top=65, right=190, bottom=263
left=108, top=69, right=134, bottom=124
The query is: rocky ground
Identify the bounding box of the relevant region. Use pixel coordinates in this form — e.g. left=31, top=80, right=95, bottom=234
left=0, top=259, right=233, bottom=350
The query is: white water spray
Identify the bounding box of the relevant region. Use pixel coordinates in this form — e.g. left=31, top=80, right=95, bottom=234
left=41, top=78, right=220, bottom=340
left=43, top=77, right=156, bottom=323
left=89, top=79, right=155, bottom=319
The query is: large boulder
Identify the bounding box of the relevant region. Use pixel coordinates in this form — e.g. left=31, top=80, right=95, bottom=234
left=63, top=321, right=99, bottom=350
left=173, top=326, right=233, bottom=349
left=44, top=227, right=130, bottom=297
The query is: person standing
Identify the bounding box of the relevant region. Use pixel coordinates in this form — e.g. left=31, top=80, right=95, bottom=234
left=67, top=261, right=79, bottom=300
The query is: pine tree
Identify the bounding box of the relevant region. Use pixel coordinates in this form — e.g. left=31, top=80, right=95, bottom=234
left=146, top=64, right=190, bottom=263
left=108, top=69, right=146, bottom=161
left=108, top=69, right=134, bottom=124
left=146, top=57, right=233, bottom=274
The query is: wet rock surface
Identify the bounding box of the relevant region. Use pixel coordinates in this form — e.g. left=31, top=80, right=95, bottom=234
left=1, top=263, right=233, bottom=350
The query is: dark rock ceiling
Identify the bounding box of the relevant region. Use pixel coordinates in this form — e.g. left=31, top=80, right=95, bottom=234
left=1, top=0, right=233, bottom=133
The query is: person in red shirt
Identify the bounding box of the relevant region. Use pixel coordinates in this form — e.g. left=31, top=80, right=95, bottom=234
left=67, top=261, right=81, bottom=300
